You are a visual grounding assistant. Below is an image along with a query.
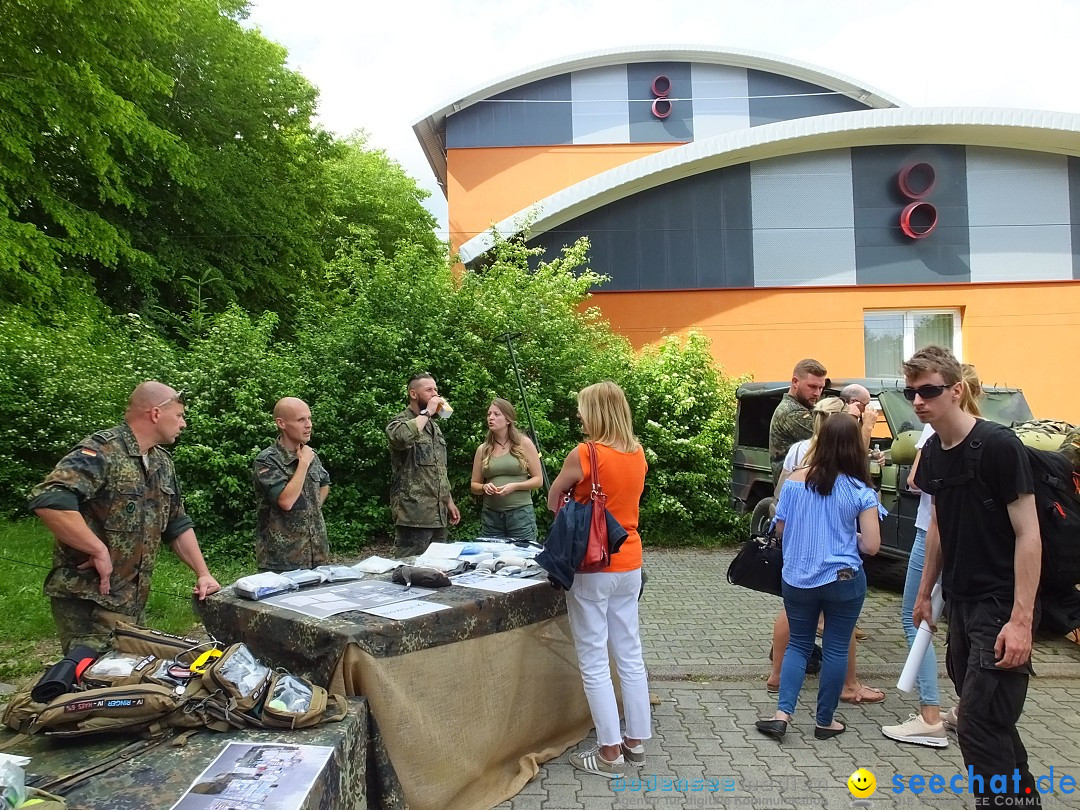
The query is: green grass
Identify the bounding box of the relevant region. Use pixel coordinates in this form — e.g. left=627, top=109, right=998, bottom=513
left=0, top=519, right=253, bottom=683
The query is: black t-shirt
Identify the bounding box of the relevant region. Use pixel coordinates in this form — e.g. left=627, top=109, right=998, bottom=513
left=915, top=420, right=1033, bottom=602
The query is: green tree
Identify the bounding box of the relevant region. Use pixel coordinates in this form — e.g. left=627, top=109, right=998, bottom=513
left=321, top=134, right=443, bottom=264
left=0, top=0, right=191, bottom=311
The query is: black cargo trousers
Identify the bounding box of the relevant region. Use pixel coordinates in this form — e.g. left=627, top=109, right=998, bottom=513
left=946, top=597, right=1041, bottom=808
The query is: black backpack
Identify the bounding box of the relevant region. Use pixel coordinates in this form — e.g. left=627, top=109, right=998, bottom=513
left=926, top=420, right=1080, bottom=590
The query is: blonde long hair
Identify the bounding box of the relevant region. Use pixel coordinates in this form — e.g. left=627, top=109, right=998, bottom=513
left=577, top=381, right=640, bottom=453
left=801, top=396, right=847, bottom=469
left=959, top=363, right=983, bottom=417
left=480, top=399, right=528, bottom=473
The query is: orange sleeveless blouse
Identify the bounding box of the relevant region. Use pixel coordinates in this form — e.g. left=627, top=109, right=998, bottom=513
left=572, top=442, right=647, bottom=572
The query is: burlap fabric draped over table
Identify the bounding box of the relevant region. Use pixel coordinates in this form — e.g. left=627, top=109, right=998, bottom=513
left=197, top=575, right=592, bottom=810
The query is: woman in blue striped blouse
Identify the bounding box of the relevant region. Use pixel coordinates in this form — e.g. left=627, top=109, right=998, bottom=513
left=756, top=414, right=881, bottom=742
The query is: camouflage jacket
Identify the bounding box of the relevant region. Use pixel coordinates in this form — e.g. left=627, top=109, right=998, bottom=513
left=27, top=422, right=194, bottom=616
left=768, top=392, right=814, bottom=486
left=253, top=439, right=330, bottom=571
left=386, top=408, right=450, bottom=528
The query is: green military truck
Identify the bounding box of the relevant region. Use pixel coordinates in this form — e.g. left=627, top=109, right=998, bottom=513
left=729, top=378, right=1035, bottom=561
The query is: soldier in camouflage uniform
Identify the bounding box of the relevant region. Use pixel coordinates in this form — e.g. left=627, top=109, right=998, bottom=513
left=28, top=382, right=220, bottom=653
left=254, top=397, right=331, bottom=572
left=386, top=374, right=460, bottom=557
left=768, top=358, right=828, bottom=486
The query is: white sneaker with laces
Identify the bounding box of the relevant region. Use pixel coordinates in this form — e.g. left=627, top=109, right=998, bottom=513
left=881, top=713, right=949, bottom=748
left=569, top=746, right=625, bottom=778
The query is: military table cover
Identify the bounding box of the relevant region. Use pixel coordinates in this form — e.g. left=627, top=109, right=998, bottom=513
left=196, top=572, right=592, bottom=810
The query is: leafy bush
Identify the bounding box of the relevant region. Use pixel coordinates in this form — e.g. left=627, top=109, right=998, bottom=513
left=0, top=304, right=176, bottom=517
left=171, top=307, right=302, bottom=558
left=623, top=333, right=745, bottom=546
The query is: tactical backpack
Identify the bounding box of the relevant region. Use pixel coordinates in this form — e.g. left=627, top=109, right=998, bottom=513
left=925, top=419, right=1080, bottom=590
left=3, top=628, right=346, bottom=740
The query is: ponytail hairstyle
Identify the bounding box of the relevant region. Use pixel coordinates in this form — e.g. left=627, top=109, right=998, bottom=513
left=959, top=363, right=983, bottom=417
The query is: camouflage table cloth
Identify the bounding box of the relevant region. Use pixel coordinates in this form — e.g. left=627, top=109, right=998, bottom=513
left=0, top=698, right=373, bottom=810
left=195, top=574, right=569, bottom=684
left=196, top=575, right=593, bottom=810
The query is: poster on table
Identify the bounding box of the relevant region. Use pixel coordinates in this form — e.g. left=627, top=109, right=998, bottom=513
left=169, top=742, right=333, bottom=810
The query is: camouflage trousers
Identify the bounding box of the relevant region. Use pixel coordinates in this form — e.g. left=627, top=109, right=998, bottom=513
left=480, top=504, right=538, bottom=543
left=393, top=525, right=447, bottom=558
left=50, top=596, right=139, bottom=654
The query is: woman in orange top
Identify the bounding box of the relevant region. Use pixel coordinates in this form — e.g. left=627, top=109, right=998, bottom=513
left=548, top=381, right=649, bottom=779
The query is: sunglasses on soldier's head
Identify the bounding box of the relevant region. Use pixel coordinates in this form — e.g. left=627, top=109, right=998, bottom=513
left=149, top=389, right=186, bottom=410
left=902, top=384, right=951, bottom=402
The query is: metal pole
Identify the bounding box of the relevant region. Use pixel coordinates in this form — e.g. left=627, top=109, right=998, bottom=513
left=499, top=331, right=551, bottom=490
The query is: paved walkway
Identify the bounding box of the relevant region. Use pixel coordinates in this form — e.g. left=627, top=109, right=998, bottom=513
left=496, top=549, right=1080, bottom=809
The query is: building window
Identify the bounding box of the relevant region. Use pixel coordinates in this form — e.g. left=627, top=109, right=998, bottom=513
left=864, top=309, right=961, bottom=377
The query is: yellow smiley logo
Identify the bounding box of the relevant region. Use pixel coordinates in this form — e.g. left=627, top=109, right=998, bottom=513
left=848, top=768, right=876, bottom=798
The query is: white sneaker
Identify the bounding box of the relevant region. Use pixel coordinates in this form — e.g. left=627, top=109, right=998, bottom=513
left=942, top=706, right=959, bottom=733
left=881, top=714, right=949, bottom=748
left=569, top=746, right=625, bottom=778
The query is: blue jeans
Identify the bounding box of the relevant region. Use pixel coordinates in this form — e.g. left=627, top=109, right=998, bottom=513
left=902, top=528, right=940, bottom=707
left=780, top=568, right=866, bottom=725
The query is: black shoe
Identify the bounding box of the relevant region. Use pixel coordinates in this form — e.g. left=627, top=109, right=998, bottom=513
left=815, top=723, right=846, bottom=740
left=806, top=644, right=823, bottom=675
left=755, top=719, right=787, bottom=741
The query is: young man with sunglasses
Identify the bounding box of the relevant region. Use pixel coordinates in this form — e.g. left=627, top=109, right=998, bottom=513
left=29, top=381, right=220, bottom=653
left=906, top=346, right=1042, bottom=807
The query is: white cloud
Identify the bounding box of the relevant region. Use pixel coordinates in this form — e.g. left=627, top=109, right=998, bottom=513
left=246, top=0, right=1080, bottom=234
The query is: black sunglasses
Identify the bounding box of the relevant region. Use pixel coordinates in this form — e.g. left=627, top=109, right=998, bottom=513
left=902, top=384, right=951, bottom=402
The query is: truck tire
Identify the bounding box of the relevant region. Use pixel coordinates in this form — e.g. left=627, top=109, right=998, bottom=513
left=750, top=497, right=775, bottom=535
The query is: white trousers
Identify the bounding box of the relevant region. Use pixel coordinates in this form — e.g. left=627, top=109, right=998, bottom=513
left=565, top=568, right=652, bottom=746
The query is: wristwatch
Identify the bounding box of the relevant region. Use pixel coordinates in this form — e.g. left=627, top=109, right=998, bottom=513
left=419, top=408, right=429, bottom=417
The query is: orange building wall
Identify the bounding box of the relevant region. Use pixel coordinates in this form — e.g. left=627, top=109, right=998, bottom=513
left=592, top=282, right=1080, bottom=423
left=447, top=144, right=678, bottom=251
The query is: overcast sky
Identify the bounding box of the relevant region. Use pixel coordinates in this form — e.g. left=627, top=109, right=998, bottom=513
left=246, top=0, right=1080, bottom=236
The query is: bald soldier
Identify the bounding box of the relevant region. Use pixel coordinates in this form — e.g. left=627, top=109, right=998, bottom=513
left=29, top=382, right=220, bottom=653
left=253, top=397, right=330, bottom=571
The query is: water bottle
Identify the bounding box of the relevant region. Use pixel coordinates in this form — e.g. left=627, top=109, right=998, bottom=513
left=0, top=761, right=27, bottom=810
left=869, top=442, right=882, bottom=488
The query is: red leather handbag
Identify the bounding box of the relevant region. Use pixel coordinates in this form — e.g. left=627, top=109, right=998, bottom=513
left=578, top=442, right=611, bottom=573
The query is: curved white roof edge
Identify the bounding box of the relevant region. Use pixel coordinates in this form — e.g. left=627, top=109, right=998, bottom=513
left=413, top=44, right=904, bottom=194
left=458, top=106, right=1080, bottom=265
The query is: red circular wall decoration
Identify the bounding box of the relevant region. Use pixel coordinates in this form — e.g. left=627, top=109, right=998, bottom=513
left=900, top=201, right=938, bottom=239
left=897, top=162, right=938, bottom=239
left=897, top=162, right=937, bottom=199
left=651, top=74, right=672, bottom=119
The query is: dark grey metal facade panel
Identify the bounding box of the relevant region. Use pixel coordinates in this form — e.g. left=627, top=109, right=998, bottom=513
left=627, top=62, right=693, bottom=143
left=852, top=145, right=971, bottom=284
left=747, top=70, right=867, bottom=127
left=446, top=75, right=573, bottom=148
left=1070, top=157, right=1080, bottom=279
left=524, top=167, right=753, bottom=291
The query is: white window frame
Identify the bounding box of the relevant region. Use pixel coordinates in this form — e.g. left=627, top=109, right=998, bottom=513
left=864, top=308, right=963, bottom=377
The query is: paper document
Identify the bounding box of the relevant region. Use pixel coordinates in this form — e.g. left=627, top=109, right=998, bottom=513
left=451, top=571, right=547, bottom=593
left=261, top=580, right=434, bottom=619
left=170, top=741, right=333, bottom=810
left=362, top=599, right=451, bottom=620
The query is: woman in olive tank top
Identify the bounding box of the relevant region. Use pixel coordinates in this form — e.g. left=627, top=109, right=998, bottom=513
left=469, top=398, right=543, bottom=542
